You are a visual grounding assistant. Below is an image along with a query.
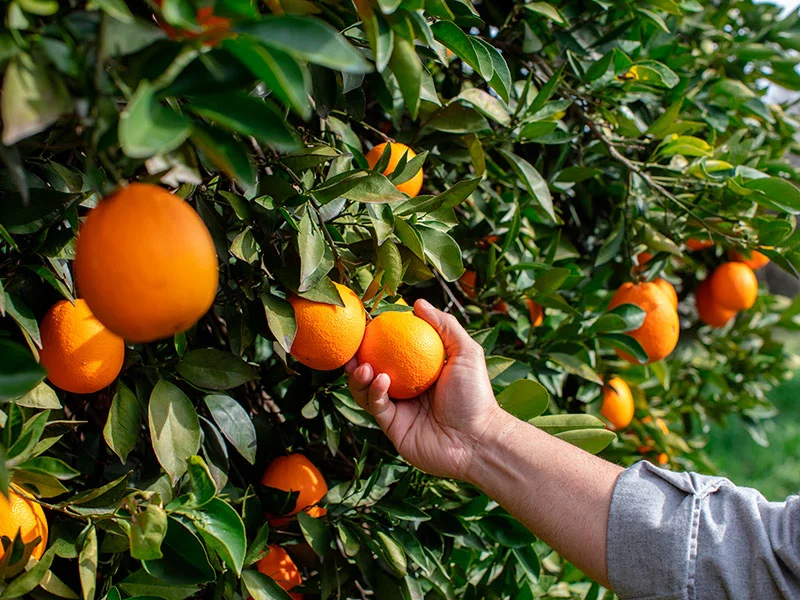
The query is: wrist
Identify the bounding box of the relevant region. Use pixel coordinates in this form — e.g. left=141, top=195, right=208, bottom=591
left=462, top=406, right=519, bottom=486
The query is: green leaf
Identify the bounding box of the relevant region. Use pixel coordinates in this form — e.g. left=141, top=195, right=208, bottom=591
left=15, top=456, right=80, bottom=480
left=87, top=0, right=134, bottom=22
left=456, top=88, right=510, bottom=126
left=238, top=16, right=372, bottom=73
left=191, top=122, right=255, bottom=188
left=523, top=2, right=568, bottom=25
left=129, top=504, right=168, bottom=561
left=549, top=353, right=602, bottom=385
left=389, top=37, right=422, bottom=119
left=186, top=498, right=246, bottom=576
left=375, top=531, right=407, bottom=577
left=143, top=516, right=215, bottom=585
left=658, top=135, right=713, bottom=158
left=178, top=349, right=258, bottom=390
left=425, top=101, right=491, bottom=134
left=7, top=411, right=49, bottom=466
left=480, top=515, right=536, bottom=548
left=297, top=512, right=331, bottom=557
left=14, top=381, right=60, bottom=409
left=119, top=81, right=191, bottom=159
left=187, top=455, right=217, bottom=507
left=230, top=229, right=260, bottom=264
left=203, top=395, right=257, bottom=465
left=148, top=381, right=201, bottom=482
left=528, top=66, right=563, bottom=114
left=241, top=570, right=294, bottom=600
left=417, top=225, right=464, bottom=282
left=744, top=177, right=800, bottom=214
left=0, top=546, right=56, bottom=598
left=531, top=414, right=606, bottom=435
left=119, top=570, right=199, bottom=600
left=187, top=93, right=299, bottom=152
left=532, top=267, right=571, bottom=294
left=595, top=216, right=624, bottom=267
left=555, top=429, right=616, bottom=454
left=602, top=333, right=649, bottom=364
left=318, top=170, right=406, bottom=203
left=498, top=149, right=556, bottom=223
left=79, top=525, right=98, bottom=600
left=262, top=293, right=297, bottom=354
left=627, top=61, right=680, bottom=88
left=486, top=356, right=515, bottom=380
left=497, top=379, right=550, bottom=421
left=298, top=210, right=327, bottom=292
left=104, top=382, right=142, bottom=463
left=431, top=21, right=483, bottom=76
left=4, top=293, right=41, bottom=348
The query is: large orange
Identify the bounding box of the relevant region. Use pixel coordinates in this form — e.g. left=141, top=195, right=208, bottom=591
left=729, top=248, right=771, bottom=270
left=709, top=262, right=758, bottom=311
left=255, top=545, right=302, bottom=600
left=289, top=283, right=366, bottom=370
left=261, top=454, right=328, bottom=526
left=686, top=237, right=714, bottom=251
left=695, top=279, right=736, bottom=328
left=39, top=299, right=125, bottom=394
left=75, top=184, right=218, bottom=343
left=608, top=282, right=679, bottom=364
left=601, top=377, right=634, bottom=430
left=365, top=142, right=423, bottom=197
left=0, top=488, right=48, bottom=562
left=653, top=278, right=678, bottom=310
left=356, top=310, right=445, bottom=399
left=526, top=298, right=544, bottom=327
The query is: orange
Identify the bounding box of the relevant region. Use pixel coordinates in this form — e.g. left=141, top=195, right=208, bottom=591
left=729, top=248, right=771, bottom=270
left=261, top=454, right=328, bottom=526
left=608, top=282, right=679, bottom=364
left=695, top=279, right=736, bottom=328
left=356, top=310, right=445, bottom=399
left=75, top=183, right=218, bottom=343
left=365, top=142, right=423, bottom=197
left=653, top=278, right=678, bottom=310
left=686, top=237, right=714, bottom=251
left=491, top=300, right=508, bottom=314
left=642, top=416, right=669, bottom=436
left=255, top=546, right=303, bottom=600
left=657, top=453, right=669, bottom=466
left=636, top=251, right=653, bottom=266
left=458, top=270, right=478, bottom=299
left=39, top=300, right=125, bottom=394
left=0, top=488, right=48, bottom=562
left=709, top=262, right=758, bottom=311
left=289, top=283, right=366, bottom=370
left=153, top=0, right=231, bottom=44
left=526, top=299, right=544, bottom=327
left=601, top=377, right=634, bottom=430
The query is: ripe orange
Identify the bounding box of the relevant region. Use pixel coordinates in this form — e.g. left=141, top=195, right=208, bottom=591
left=709, top=262, right=758, bottom=311
left=0, top=488, right=48, bottom=562
left=657, top=453, right=669, bottom=466
left=255, top=546, right=303, bottom=600
left=39, top=299, right=125, bottom=394
left=526, top=299, right=544, bottom=327
left=653, top=278, right=678, bottom=310
left=695, top=279, right=736, bottom=328
left=642, top=415, right=669, bottom=436
left=365, top=142, right=423, bottom=197
left=601, top=377, right=634, bottom=430
left=75, top=183, right=218, bottom=343
left=289, top=283, right=366, bottom=370
left=729, top=248, right=771, bottom=270
left=153, top=0, right=231, bottom=44
left=686, top=237, right=714, bottom=251
left=608, top=282, right=679, bottom=364
left=491, top=300, right=508, bottom=314
left=636, top=251, right=653, bottom=266
left=357, top=310, right=445, bottom=399
left=261, top=454, right=328, bottom=526
left=458, top=270, right=478, bottom=299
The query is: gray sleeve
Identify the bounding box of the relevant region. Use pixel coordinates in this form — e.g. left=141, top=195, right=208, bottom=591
left=607, top=461, right=800, bottom=600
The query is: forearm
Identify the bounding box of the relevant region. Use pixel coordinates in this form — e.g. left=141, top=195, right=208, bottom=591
left=468, top=408, right=623, bottom=588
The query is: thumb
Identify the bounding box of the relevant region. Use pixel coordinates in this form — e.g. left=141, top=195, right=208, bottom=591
left=414, top=299, right=480, bottom=356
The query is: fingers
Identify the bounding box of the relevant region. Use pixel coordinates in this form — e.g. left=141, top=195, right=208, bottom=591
left=346, top=360, right=374, bottom=407
left=346, top=360, right=397, bottom=433
left=414, top=298, right=483, bottom=357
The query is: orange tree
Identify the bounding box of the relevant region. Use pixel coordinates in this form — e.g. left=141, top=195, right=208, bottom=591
left=1, top=0, right=800, bottom=598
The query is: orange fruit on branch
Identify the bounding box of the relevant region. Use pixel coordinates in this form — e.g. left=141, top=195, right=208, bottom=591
left=600, top=377, right=634, bottom=430
left=39, top=299, right=125, bottom=394
left=708, top=262, right=758, bottom=311
left=153, top=0, right=231, bottom=44
left=357, top=310, right=445, bottom=399
left=255, top=545, right=303, bottom=600
left=686, top=237, right=714, bottom=251
left=365, top=142, right=423, bottom=198
left=261, top=454, right=328, bottom=526
left=652, top=278, right=678, bottom=310
left=289, top=283, right=366, bottom=370
left=75, top=183, right=218, bottom=343
left=728, top=248, right=771, bottom=270
left=458, top=270, right=478, bottom=300
left=525, top=299, right=544, bottom=327
left=0, top=488, right=48, bottom=562
left=695, top=279, right=736, bottom=328
left=608, top=281, right=679, bottom=364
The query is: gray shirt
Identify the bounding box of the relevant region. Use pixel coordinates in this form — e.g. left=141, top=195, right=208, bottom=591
left=607, top=461, right=800, bottom=599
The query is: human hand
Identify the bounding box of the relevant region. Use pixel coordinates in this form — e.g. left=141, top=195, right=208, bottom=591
left=345, top=299, right=502, bottom=482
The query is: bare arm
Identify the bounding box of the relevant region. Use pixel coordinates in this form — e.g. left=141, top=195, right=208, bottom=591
left=346, top=299, right=622, bottom=588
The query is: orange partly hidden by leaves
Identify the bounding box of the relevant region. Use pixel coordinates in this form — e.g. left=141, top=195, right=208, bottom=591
left=601, top=377, right=634, bottom=430
left=686, top=237, right=714, bottom=251
left=153, top=0, right=231, bottom=44
left=608, top=282, right=680, bottom=364
left=261, top=454, right=328, bottom=526
left=255, top=545, right=303, bottom=600
left=0, top=488, right=48, bottom=562
left=75, top=183, right=218, bottom=343
left=526, top=299, right=544, bottom=327
left=39, top=299, right=125, bottom=394
left=695, top=279, right=736, bottom=328
left=458, top=270, right=478, bottom=300
left=289, top=283, right=366, bottom=370
left=357, top=310, right=445, bottom=399
left=642, top=415, right=669, bottom=436
left=636, top=251, right=653, bottom=266
left=729, top=248, right=771, bottom=270
left=365, top=142, right=423, bottom=197
left=709, top=262, right=758, bottom=311
left=653, top=278, right=678, bottom=310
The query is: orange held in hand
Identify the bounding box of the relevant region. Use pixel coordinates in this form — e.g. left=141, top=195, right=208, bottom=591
left=289, top=283, right=366, bottom=370
left=255, top=545, right=303, bottom=600
left=601, top=377, right=634, bottom=430
left=0, top=488, right=48, bottom=562
left=608, top=281, right=680, bottom=364
left=75, top=183, right=218, bottom=343
left=695, top=279, right=736, bottom=328
left=39, top=299, right=125, bottom=394
left=357, top=310, right=445, bottom=399
left=261, top=454, right=328, bottom=526
left=708, top=262, right=758, bottom=311
left=365, top=142, right=424, bottom=197
left=729, top=248, right=771, bottom=270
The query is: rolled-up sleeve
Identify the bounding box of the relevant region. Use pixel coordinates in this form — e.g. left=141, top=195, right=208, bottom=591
left=607, top=461, right=800, bottom=600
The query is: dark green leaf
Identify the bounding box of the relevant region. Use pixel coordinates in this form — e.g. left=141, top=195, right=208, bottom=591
left=120, top=81, right=191, bottom=158
left=497, top=379, right=550, bottom=421
left=178, top=349, right=257, bottom=390
left=203, top=394, right=257, bottom=465
left=104, top=382, right=142, bottom=463
left=148, top=381, right=201, bottom=482
left=186, top=498, right=246, bottom=576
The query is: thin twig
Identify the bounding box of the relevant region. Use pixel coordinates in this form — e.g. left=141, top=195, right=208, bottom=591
left=437, top=275, right=468, bottom=320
